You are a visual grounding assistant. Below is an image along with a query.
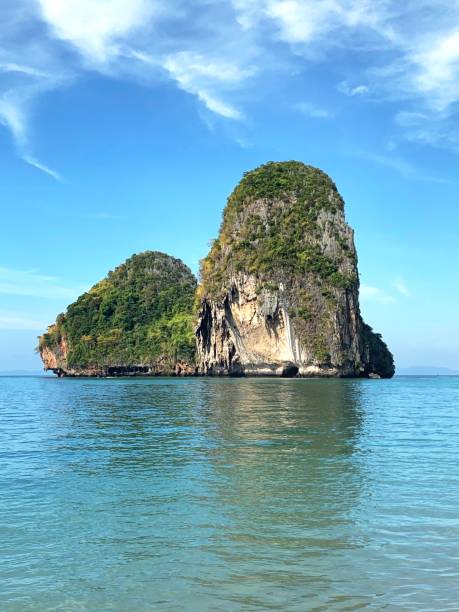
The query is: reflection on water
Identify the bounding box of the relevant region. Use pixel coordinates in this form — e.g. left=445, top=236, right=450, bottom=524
left=198, top=381, right=368, bottom=609
left=1, top=376, right=459, bottom=610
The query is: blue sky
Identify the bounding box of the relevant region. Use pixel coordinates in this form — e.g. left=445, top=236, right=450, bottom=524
left=1, top=0, right=459, bottom=371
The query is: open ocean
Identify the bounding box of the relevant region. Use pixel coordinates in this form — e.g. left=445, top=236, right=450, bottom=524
left=1, top=375, right=458, bottom=610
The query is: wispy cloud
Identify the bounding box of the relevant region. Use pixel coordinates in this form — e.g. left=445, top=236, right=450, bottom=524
left=295, top=101, right=334, bottom=119
left=38, top=0, right=154, bottom=65
left=0, top=62, right=49, bottom=78
left=239, top=0, right=392, bottom=47
left=393, top=278, right=410, bottom=297
left=0, top=314, right=47, bottom=330
left=2, top=0, right=459, bottom=167
left=338, top=82, right=369, bottom=97
left=348, top=149, right=451, bottom=183
left=0, top=79, right=64, bottom=180
left=394, top=109, right=459, bottom=152
left=0, top=266, right=86, bottom=300
left=351, top=150, right=417, bottom=178
left=0, top=0, right=154, bottom=178
left=161, top=52, right=253, bottom=120
left=233, top=1, right=459, bottom=149
left=361, top=278, right=410, bottom=303
left=23, top=155, right=62, bottom=181
left=408, top=28, right=459, bottom=112
left=360, top=284, right=396, bottom=304
left=0, top=92, right=27, bottom=147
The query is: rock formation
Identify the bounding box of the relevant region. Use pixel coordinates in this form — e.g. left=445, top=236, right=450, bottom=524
left=38, top=251, right=197, bottom=376
left=196, top=161, right=394, bottom=378
left=39, top=162, right=394, bottom=379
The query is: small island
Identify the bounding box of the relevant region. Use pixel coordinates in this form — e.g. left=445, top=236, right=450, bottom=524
left=39, top=252, right=197, bottom=376
left=39, top=161, right=394, bottom=378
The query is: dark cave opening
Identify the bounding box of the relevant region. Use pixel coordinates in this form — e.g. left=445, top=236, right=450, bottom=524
left=281, top=364, right=299, bottom=378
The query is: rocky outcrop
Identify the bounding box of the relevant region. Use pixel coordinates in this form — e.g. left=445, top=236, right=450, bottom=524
left=196, top=161, right=394, bottom=378
left=39, top=163, right=394, bottom=379
left=40, top=337, right=195, bottom=377
left=38, top=251, right=197, bottom=377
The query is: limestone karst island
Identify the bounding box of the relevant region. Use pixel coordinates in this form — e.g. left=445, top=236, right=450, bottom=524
left=38, top=162, right=394, bottom=379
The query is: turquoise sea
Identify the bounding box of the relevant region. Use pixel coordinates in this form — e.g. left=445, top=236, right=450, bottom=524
left=1, top=376, right=458, bottom=610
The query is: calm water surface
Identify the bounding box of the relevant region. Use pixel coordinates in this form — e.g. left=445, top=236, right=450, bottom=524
left=1, top=376, right=459, bottom=610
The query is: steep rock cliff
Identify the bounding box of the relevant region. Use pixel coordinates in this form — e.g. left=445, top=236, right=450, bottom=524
left=39, top=251, right=197, bottom=376
left=196, top=161, right=394, bottom=378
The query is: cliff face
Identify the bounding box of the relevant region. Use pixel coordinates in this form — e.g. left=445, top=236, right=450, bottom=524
left=39, top=162, right=394, bottom=379
left=38, top=251, right=197, bottom=377
left=40, top=336, right=69, bottom=375
left=196, top=161, right=394, bottom=378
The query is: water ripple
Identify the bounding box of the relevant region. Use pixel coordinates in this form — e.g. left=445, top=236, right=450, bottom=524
left=1, top=376, right=459, bottom=610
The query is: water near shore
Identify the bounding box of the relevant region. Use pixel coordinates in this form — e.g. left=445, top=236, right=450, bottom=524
left=1, top=376, right=458, bottom=610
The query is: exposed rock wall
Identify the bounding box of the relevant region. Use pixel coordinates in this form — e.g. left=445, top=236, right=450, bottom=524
left=196, top=162, right=394, bottom=378
left=40, top=340, right=68, bottom=376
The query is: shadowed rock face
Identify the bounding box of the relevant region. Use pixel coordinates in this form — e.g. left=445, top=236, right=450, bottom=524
left=196, top=161, right=394, bottom=378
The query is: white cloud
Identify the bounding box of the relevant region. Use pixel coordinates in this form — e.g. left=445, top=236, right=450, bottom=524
left=393, top=278, right=410, bottom=297
left=0, top=68, right=65, bottom=180
left=23, top=155, right=62, bottom=181
left=232, top=1, right=459, bottom=148
left=395, top=111, right=429, bottom=127
left=163, top=53, right=253, bottom=85
left=232, top=0, right=264, bottom=30
left=195, top=92, right=242, bottom=120
left=0, top=90, right=62, bottom=180
left=0, top=266, right=85, bottom=300
left=2, top=0, right=459, bottom=165
left=409, top=28, right=459, bottom=112
left=0, top=0, right=157, bottom=178
left=360, top=284, right=396, bottom=304
left=295, top=101, right=334, bottom=119
left=236, top=0, right=391, bottom=46
left=265, top=1, right=329, bottom=45
left=394, top=109, right=459, bottom=152
left=38, top=0, right=154, bottom=64
left=0, top=94, right=27, bottom=146
left=160, top=52, right=253, bottom=120
left=36, top=6, right=255, bottom=123
left=338, top=82, right=369, bottom=97
left=130, top=50, right=249, bottom=119
left=0, top=62, right=49, bottom=78
left=367, top=10, right=459, bottom=145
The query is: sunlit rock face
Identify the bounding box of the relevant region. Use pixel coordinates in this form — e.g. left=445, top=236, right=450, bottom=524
left=196, top=161, right=394, bottom=378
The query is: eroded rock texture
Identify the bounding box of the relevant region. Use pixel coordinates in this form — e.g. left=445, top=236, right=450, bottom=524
left=196, top=161, right=394, bottom=378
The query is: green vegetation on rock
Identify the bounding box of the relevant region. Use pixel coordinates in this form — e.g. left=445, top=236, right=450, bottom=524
left=38, top=160, right=394, bottom=379
left=39, top=251, right=196, bottom=368
left=200, top=161, right=356, bottom=299
left=196, top=160, right=394, bottom=377
left=362, top=323, right=395, bottom=377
